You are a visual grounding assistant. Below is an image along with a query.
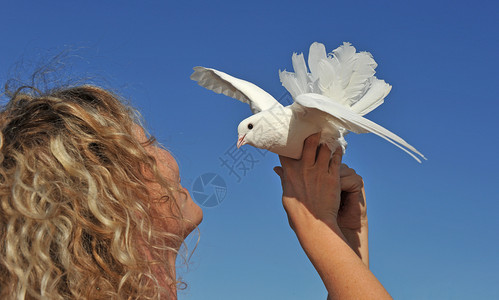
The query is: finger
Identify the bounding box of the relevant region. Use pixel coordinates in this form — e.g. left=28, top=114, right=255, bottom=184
left=273, top=166, right=285, bottom=189
left=340, top=174, right=364, bottom=192
left=316, top=143, right=332, bottom=170
left=278, top=154, right=293, bottom=168
left=340, top=164, right=356, bottom=177
left=328, top=146, right=343, bottom=175
left=273, top=166, right=283, bottom=178
left=302, top=132, right=321, bottom=166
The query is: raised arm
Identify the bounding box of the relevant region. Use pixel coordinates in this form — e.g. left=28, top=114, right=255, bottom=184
left=273, top=133, right=391, bottom=299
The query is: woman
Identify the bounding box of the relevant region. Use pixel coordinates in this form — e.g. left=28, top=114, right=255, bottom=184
left=0, top=84, right=390, bottom=299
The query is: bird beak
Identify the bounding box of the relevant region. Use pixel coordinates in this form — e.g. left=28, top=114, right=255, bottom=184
left=237, top=134, right=246, bottom=149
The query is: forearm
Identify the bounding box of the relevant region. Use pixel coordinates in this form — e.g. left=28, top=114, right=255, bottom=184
left=340, top=219, right=369, bottom=267
left=295, top=220, right=390, bottom=300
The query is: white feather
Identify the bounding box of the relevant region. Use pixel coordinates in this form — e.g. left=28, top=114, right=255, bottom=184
left=278, top=70, right=301, bottom=98
left=295, top=93, right=426, bottom=162
left=351, top=78, right=391, bottom=116
left=291, top=53, right=309, bottom=94
left=308, top=42, right=327, bottom=81
left=191, top=66, right=281, bottom=113
left=344, top=52, right=377, bottom=105
left=317, top=58, right=338, bottom=98
left=332, top=42, right=356, bottom=91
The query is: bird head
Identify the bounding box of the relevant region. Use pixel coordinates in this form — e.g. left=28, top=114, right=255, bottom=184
left=237, top=112, right=288, bottom=150
left=237, top=115, right=258, bottom=149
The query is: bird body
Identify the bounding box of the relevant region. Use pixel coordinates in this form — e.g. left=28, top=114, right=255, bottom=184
left=191, top=42, right=426, bottom=162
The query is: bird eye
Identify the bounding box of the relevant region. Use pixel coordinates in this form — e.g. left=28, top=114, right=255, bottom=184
left=248, top=123, right=253, bottom=130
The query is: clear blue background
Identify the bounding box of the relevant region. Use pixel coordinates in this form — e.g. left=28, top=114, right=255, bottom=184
left=1, top=1, right=498, bottom=299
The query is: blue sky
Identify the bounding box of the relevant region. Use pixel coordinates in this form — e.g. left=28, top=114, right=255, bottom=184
left=1, top=0, right=498, bottom=299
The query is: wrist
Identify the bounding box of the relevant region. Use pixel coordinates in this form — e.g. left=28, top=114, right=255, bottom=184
left=284, top=199, right=339, bottom=233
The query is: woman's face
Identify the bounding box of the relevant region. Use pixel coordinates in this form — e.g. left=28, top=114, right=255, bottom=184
left=134, top=125, right=203, bottom=238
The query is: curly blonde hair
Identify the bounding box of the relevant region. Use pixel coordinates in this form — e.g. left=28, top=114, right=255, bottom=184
left=0, top=85, right=188, bottom=299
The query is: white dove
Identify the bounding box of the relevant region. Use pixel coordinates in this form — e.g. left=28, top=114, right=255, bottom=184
left=190, top=42, right=426, bottom=162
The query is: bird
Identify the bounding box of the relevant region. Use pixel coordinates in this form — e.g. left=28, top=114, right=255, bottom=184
left=190, top=42, right=426, bottom=163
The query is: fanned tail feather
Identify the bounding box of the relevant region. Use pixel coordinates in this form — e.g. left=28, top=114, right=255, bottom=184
left=279, top=42, right=392, bottom=115
left=350, top=78, right=391, bottom=116
left=331, top=42, right=357, bottom=91
left=308, top=42, right=327, bottom=81
left=291, top=53, right=309, bottom=95
left=344, top=52, right=377, bottom=104
left=317, top=57, right=338, bottom=98
left=279, top=70, right=301, bottom=98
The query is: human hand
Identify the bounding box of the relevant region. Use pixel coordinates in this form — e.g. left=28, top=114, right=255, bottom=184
left=273, top=132, right=343, bottom=233
left=273, top=133, right=369, bottom=264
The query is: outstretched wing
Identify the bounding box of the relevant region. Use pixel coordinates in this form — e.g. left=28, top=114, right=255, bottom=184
left=295, top=93, right=426, bottom=163
left=191, top=66, right=282, bottom=114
